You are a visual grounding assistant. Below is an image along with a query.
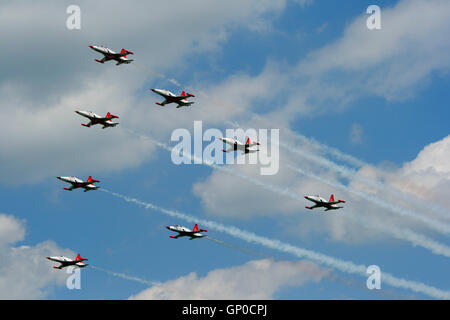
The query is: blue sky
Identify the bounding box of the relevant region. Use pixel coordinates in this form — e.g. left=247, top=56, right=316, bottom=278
left=0, top=0, right=449, bottom=299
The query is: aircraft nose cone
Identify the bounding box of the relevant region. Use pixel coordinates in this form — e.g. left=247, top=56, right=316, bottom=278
left=57, top=176, right=61, bottom=179
left=89, top=45, right=94, bottom=48
left=304, top=196, right=308, bottom=199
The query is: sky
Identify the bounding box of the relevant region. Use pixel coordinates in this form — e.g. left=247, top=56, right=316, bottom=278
left=0, top=0, right=449, bottom=299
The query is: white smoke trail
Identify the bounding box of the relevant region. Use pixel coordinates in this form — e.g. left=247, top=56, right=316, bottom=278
left=280, top=140, right=450, bottom=220
left=206, top=236, right=269, bottom=259
left=290, top=131, right=367, bottom=168
left=225, top=121, right=450, bottom=220
left=122, top=128, right=450, bottom=257
left=99, top=189, right=450, bottom=300
left=90, top=265, right=160, bottom=286
left=287, top=164, right=450, bottom=236
left=225, top=119, right=367, bottom=168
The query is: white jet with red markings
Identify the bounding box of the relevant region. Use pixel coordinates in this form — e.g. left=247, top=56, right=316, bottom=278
left=75, top=110, right=119, bottom=129
left=47, top=254, right=88, bottom=269
left=166, top=224, right=208, bottom=240
left=150, top=88, right=195, bottom=108
left=304, top=194, right=346, bottom=211
left=57, top=176, right=100, bottom=192
left=89, top=45, right=134, bottom=65
left=219, top=137, right=260, bottom=154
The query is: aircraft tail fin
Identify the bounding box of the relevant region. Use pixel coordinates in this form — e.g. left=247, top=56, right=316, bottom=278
left=106, top=112, right=118, bottom=119
left=193, top=224, right=199, bottom=232
left=76, top=254, right=88, bottom=261
left=120, top=48, right=134, bottom=55
left=329, top=194, right=335, bottom=203
left=181, top=91, right=186, bottom=97
left=245, top=137, right=250, bottom=145
left=86, top=176, right=99, bottom=183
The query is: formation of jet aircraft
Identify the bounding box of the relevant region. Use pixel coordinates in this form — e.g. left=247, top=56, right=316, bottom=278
left=47, top=254, right=88, bottom=269
left=150, top=88, right=195, bottom=108
left=89, top=45, right=134, bottom=65
left=48, top=44, right=348, bottom=270
left=219, top=137, right=260, bottom=154
left=166, top=224, right=208, bottom=240
left=57, top=176, right=100, bottom=192
left=75, top=110, right=119, bottom=129
left=304, top=194, right=346, bottom=211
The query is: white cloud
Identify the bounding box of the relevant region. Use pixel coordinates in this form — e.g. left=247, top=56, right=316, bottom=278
left=298, top=0, right=450, bottom=102
left=386, top=135, right=450, bottom=208
left=0, top=213, right=74, bottom=299
left=129, top=259, right=329, bottom=299
left=188, top=0, right=450, bottom=245
left=0, top=0, right=294, bottom=185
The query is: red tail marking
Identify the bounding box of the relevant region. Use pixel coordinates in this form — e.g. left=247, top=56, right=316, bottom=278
left=120, top=48, right=133, bottom=55
left=181, top=91, right=186, bottom=96
left=76, top=254, right=87, bottom=261
left=329, top=194, right=335, bottom=203
left=106, top=112, right=111, bottom=118
left=86, top=176, right=99, bottom=183
left=193, top=224, right=199, bottom=232
left=245, top=138, right=250, bottom=145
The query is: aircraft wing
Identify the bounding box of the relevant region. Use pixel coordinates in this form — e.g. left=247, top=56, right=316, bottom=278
left=222, top=139, right=237, bottom=146
left=327, top=201, right=342, bottom=205
left=325, top=207, right=342, bottom=211
left=170, top=234, right=183, bottom=239
left=306, top=198, right=320, bottom=204
left=109, top=52, right=128, bottom=58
